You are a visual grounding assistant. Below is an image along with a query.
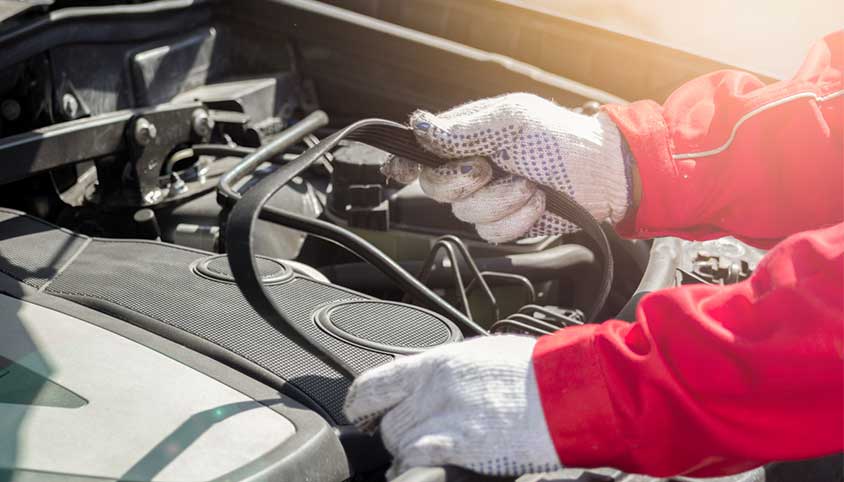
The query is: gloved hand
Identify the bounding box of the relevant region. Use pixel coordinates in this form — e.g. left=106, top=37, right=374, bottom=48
left=343, top=335, right=561, bottom=479
left=382, top=93, right=633, bottom=243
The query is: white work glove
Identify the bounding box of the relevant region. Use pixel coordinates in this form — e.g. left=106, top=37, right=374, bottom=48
left=343, top=335, right=561, bottom=479
left=382, top=93, right=632, bottom=243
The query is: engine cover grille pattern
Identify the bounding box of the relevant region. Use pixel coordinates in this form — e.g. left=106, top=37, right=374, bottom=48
left=0, top=210, right=88, bottom=288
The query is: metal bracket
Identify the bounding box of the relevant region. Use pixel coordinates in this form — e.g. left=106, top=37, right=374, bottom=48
left=0, top=101, right=206, bottom=206
left=125, top=103, right=204, bottom=205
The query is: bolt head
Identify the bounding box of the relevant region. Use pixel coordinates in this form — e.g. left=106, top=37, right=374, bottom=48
left=133, top=117, right=158, bottom=146
left=191, top=108, right=214, bottom=138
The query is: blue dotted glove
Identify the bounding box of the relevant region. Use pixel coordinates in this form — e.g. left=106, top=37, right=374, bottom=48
left=382, top=93, right=632, bottom=243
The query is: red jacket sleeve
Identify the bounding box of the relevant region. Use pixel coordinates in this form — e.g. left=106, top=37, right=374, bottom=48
left=534, top=222, right=844, bottom=477
left=604, top=31, right=842, bottom=248
left=532, top=32, right=844, bottom=478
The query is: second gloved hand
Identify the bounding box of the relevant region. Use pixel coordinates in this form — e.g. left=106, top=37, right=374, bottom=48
left=343, top=335, right=561, bottom=479
left=382, top=93, right=633, bottom=243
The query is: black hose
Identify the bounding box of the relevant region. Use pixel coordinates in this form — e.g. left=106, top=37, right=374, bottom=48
left=320, top=244, right=595, bottom=292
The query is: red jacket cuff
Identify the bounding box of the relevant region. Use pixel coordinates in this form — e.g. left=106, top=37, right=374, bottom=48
left=532, top=325, right=628, bottom=468
left=602, top=101, right=685, bottom=239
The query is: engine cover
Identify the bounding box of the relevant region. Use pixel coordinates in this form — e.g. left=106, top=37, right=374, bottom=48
left=0, top=208, right=461, bottom=426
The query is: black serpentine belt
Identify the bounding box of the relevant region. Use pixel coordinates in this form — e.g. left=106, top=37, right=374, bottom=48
left=225, top=116, right=612, bottom=379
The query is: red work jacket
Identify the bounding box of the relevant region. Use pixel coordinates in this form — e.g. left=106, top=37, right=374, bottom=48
left=533, top=31, right=843, bottom=477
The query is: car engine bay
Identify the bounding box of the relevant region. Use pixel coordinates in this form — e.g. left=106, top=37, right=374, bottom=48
left=0, top=1, right=839, bottom=482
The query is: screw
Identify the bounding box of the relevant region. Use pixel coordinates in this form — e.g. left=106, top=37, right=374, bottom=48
left=1, top=99, right=21, bottom=121
left=191, top=108, right=214, bottom=138
left=133, top=117, right=158, bottom=146
left=61, top=93, right=79, bottom=119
